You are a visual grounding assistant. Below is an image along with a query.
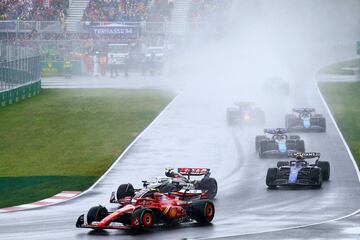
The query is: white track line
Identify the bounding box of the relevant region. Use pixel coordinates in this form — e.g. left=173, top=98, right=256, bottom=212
left=315, top=82, right=360, bottom=181
left=0, top=191, right=81, bottom=213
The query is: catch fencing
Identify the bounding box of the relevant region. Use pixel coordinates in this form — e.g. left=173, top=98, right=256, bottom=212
left=0, top=44, right=41, bottom=107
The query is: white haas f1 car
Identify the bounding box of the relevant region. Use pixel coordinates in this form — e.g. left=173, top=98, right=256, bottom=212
left=285, top=108, right=326, bottom=132
left=226, top=102, right=265, bottom=125
left=110, top=168, right=218, bottom=204
left=255, top=128, right=305, bottom=158
left=266, top=152, right=330, bottom=189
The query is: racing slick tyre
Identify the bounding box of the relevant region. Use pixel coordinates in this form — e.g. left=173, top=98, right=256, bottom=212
left=296, top=140, right=305, bottom=153
left=226, top=108, right=237, bottom=125
left=117, top=183, right=135, bottom=200
left=310, top=168, right=322, bottom=189
left=285, top=114, right=295, bottom=129
left=319, top=118, right=326, bottom=132
left=131, top=208, right=155, bottom=231
left=277, top=161, right=289, bottom=168
left=317, top=161, right=330, bottom=181
left=259, top=140, right=269, bottom=158
left=199, top=177, right=218, bottom=199
left=191, top=200, right=215, bottom=224
left=159, top=183, right=178, bottom=193
left=87, top=205, right=109, bottom=224
left=255, top=136, right=266, bottom=151
left=266, top=168, right=278, bottom=189
left=289, top=135, right=300, bottom=140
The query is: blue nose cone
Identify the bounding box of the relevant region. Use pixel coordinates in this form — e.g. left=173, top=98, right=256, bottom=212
left=303, top=119, right=311, bottom=129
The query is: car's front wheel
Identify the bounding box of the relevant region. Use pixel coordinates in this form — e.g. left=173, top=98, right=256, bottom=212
left=87, top=205, right=109, bottom=225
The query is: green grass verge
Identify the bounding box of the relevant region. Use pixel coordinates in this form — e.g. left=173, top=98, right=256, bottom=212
left=319, top=82, right=360, bottom=167
left=0, top=89, right=172, bottom=208
left=0, top=176, right=97, bottom=208
left=319, top=59, right=360, bottom=75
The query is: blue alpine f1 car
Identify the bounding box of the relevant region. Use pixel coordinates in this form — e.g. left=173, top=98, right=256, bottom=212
left=266, top=152, right=330, bottom=188
left=285, top=108, right=326, bottom=132
left=255, top=128, right=305, bottom=158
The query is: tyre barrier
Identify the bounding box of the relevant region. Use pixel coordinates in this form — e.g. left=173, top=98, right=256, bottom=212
left=0, top=80, right=41, bottom=107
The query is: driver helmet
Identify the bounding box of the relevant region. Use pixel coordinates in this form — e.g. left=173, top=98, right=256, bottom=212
left=296, top=152, right=304, bottom=160
left=275, top=134, right=285, bottom=141
left=165, top=168, right=182, bottom=178
left=300, top=111, right=310, bottom=118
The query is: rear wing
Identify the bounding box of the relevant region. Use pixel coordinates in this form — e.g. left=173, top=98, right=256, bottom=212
left=293, top=108, right=316, bottom=113
left=178, top=168, right=211, bottom=177
left=264, top=128, right=287, bottom=135
left=288, top=152, right=320, bottom=159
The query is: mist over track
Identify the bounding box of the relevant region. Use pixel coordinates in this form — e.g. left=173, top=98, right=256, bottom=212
left=1, top=1, right=360, bottom=239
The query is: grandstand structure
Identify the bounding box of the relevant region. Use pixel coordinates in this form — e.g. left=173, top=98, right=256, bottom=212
left=0, top=0, right=229, bottom=80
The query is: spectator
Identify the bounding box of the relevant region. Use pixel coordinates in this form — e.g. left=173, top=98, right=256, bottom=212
left=93, top=52, right=100, bottom=77
left=0, top=0, right=68, bottom=21
left=82, top=0, right=172, bottom=23
left=99, top=53, right=107, bottom=76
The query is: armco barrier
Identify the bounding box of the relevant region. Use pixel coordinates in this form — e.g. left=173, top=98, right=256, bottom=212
left=0, top=80, right=41, bottom=107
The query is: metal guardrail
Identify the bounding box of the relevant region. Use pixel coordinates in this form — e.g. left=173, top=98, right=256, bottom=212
left=0, top=45, right=41, bottom=91
left=0, top=20, right=181, bottom=34
left=0, top=21, right=61, bottom=33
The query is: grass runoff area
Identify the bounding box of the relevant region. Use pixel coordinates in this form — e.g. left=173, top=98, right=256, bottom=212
left=0, top=89, right=172, bottom=208
left=319, top=59, right=360, bottom=75
left=320, top=82, right=360, bottom=167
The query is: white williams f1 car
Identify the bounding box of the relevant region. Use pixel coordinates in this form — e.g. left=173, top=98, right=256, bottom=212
left=286, top=108, right=326, bottom=132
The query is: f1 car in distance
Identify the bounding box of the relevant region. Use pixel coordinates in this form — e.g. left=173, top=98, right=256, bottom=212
left=226, top=102, right=265, bottom=125
left=285, top=108, right=326, bottom=132
left=263, top=77, right=290, bottom=96
left=266, top=152, right=330, bottom=189
left=255, top=128, right=305, bottom=158
left=110, top=168, right=218, bottom=204
left=76, top=188, right=215, bottom=231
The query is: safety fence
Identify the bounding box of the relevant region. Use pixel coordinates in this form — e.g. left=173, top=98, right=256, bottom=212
left=0, top=21, right=62, bottom=33
left=0, top=45, right=41, bottom=107
left=0, top=21, right=173, bottom=35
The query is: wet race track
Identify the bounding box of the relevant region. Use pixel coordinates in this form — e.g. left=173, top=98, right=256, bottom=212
left=1, top=1, right=360, bottom=239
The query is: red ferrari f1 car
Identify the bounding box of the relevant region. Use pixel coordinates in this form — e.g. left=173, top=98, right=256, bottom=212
left=76, top=188, right=215, bottom=231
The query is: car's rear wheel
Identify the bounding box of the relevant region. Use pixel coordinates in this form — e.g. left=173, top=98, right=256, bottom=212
left=255, top=136, right=266, bottom=151
left=285, top=114, right=296, bottom=129
left=226, top=108, right=237, bottom=125
left=131, top=208, right=155, bottom=231
left=296, top=140, right=305, bottom=153
left=191, top=200, right=215, bottom=223
left=317, top=161, right=330, bottom=181
left=320, top=118, right=326, bottom=132
left=117, top=183, right=135, bottom=200
left=87, top=205, right=109, bottom=224
left=289, top=135, right=300, bottom=140
left=259, top=141, right=268, bottom=158
left=266, top=168, right=278, bottom=189
left=199, top=177, right=218, bottom=199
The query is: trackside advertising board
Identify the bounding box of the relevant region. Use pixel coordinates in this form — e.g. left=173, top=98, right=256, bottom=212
left=91, top=24, right=139, bottom=38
